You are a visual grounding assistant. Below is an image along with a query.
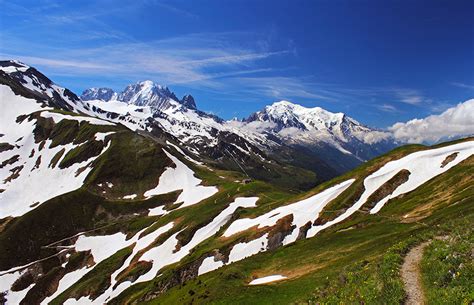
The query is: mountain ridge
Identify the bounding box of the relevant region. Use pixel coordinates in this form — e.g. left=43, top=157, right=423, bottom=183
left=0, top=59, right=472, bottom=305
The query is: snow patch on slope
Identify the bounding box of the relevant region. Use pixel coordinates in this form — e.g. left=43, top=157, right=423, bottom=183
left=144, top=149, right=218, bottom=207
left=224, top=179, right=354, bottom=238
left=306, top=140, right=474, bottom=237
left=249, top=275, right=287, bottom=285
left=41, top=111, right=116, bottom=126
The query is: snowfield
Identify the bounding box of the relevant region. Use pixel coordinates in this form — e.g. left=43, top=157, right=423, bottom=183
left=0, top=137, right=112, bottom=218
left=144, top=149, right=218, bottom=207
left=0, top=85, right=116, bottom=217
left=224, top=179, right=355, bottom=239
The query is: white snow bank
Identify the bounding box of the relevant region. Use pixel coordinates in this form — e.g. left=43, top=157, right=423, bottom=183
left=0, top=85, right=49, bottom=143
left=122, top=194, right=137, bottom=200
left=198, top=256, right=224, bottom=275
left=93, top=222, right=174, bottom=304
left=41, top=111, right=115, bottom=126
left=148, top=205, right=168, bottom=216
left=144, top=149, right=218, bottom=207
left=249, top=275, right=287, bottom=285
left=224, top=179, right=355, bottom=238
left=0, top=271, right=33, bottom=304
left=228, top=234, right=268, bottom=263
left=132, top=197, right=258, bottom=284
left=75, top=233, right=130, bottom=264
left=41, top=223, right=174, bottom=305
left=94, top=131, right=115, bottom=142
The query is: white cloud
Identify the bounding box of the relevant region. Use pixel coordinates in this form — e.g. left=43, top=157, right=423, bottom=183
left=389, top=99, right=474, bottom=143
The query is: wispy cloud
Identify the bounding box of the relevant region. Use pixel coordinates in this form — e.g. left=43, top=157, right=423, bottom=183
left=451, top=82, right=474, bottom=90
left=1, top=31, right=290, bottom=89
left=0, top=0, right=457, bottom=121
left=378, top=103, right=398, bottom=112
left=229, top=76, right=335, bottom=101
left=391, top=88, right=425, bottom=105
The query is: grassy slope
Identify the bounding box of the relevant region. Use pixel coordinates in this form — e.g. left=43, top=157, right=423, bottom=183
left=117, top=140, right=474, bottom=304
left=2, top=110, right=472, bottom=305
left=421, top=219, right=474, bottom=304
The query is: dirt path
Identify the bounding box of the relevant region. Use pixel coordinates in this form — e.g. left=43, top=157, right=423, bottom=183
left=401, top=241, right=430, bottom=305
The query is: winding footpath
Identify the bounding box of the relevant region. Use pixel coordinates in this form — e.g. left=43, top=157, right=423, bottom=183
left=400, top=241, right=430, bottom=305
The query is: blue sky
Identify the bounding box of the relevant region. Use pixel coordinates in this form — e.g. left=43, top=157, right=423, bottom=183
left=1, top=0, right=473, bottom=128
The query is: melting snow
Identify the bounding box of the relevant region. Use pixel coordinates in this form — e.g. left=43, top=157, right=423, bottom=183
left=166, top=141, right=204, bottom=165
left=228, top=234, right=268, bottom=263
left=223, top=179, right=354, bottom=238
left=198, top=256, right=224, bottom=275
left=148, top=205, right=167, bottom=216
left=249, top=275, right=287, bottom=285
left=0, top=140, right=111, bottom=218
left=41, top=111, right=115, bottom=126
left=0, top=271, right=33, bottom=304
left=139, top=197, right=259, bottom=282
left=94, top=131, right=115, bottom=142
left=306, top=140, right=474, bottom=237
left=144, top=149, right=218, bottom=207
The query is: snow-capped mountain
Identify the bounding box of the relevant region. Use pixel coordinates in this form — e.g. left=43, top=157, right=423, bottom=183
left=1, top=60, right=320, bottom=190
left=81, top=87, right=117, bottom=101
left=81, top=82, right=395, bottom=168
left=245, top=100, right=392, bottom=146
left=0, top=60, right=395, bottom=188
left=235, top=102, right=393, bottom=169
left=81, top=80, right=196, bottom=111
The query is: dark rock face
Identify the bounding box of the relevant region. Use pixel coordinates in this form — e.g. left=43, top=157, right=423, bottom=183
left=181, top=94, right=196, bottom=110
left=365, top=169, right=411, bottom=209
left=266, top=215, right=296, bottom=251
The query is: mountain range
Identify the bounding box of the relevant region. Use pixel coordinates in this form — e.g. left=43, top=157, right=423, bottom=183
left=0, top=60, right=472, bottom=305
left=79, top=77, right=397, bottom=183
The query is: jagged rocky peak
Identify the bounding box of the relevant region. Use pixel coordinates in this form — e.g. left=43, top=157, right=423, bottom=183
left=181, top=94, right=196, bottom=110
left=81, top=80, right=198, bottom=111
left=117, top=80, right=179, bottom=108
left=81, top=87, right=116, bottom=101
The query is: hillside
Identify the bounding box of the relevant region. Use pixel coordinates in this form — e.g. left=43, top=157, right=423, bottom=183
left=0, top=61, right=473, bottom=305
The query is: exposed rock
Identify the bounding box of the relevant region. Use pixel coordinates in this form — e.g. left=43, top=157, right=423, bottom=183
left=365, top=169, right=411, bottom=209
left=441, top=152, right=458, bottom=168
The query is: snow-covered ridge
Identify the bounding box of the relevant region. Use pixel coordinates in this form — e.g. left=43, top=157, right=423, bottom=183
left=81, top=80, right=196, bottom=111
left=244, top=100, right=392, bottom=147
